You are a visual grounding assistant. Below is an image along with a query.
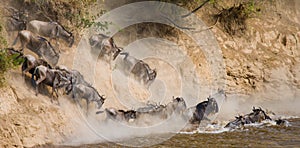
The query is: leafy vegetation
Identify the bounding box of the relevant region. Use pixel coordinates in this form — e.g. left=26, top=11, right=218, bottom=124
left=0, top=18, right=23, bottom=87
left=160, top=0, right=260, bottom=36
left=213, top=0, right=261, bottom=36
left=0, top=49, right=24, bottom=87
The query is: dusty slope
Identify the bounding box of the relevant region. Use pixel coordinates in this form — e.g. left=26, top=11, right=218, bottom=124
left=103, top=0, right=300, bottom=118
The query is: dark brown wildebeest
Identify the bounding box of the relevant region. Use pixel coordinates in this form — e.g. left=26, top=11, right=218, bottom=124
left=89, top=33, right=122, bottom=61
left=71, top=83, right=106, bottom=116
left=188, top=96, right=219, bottom=124
left=13, top=30, right=60, bottom=66
left=33, top=65, right=70, bottom=105
left=224, top=107, right=273, bottom=129
left=117, top=52, right=157, bottom=88
left=131, top=60, right=157, bottom=88
left=136, top=102, right=165, bottom=113
left=27, top=20, right=74, bottom=48
left=104, top=108, right=137, bottom=122
left=129, top=97, right=187, bottom=126
left=99, top=97, right=186, bottom=125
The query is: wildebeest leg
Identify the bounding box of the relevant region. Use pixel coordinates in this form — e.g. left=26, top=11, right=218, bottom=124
left=21, top=62, right=28, bottom=76
left=86, top=100, right=89, bottom=116
left=50, top=87, right=55, bottom=103
left=20, top=41, right=25, bottom=53
left=144, top=77, right=150, bottom=88
left=55, top=38, right=60, bottom=52
left=31, top=73, right=36, bottom=87
left=72, top=92, right=82, bottom=108
left=35, top=77, right=45, bottom=96
left=22, top=68, right=28, bottom=76
left=109, top=54, right=115, bottom=70
left=52, top=87, right=60, bottom=105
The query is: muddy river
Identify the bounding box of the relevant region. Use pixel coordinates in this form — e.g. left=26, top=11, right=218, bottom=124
left=44, top=118, right=300, bottom=147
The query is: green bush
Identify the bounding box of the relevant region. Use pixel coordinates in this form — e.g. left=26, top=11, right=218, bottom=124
left=0, top=49, right=24, bottom=87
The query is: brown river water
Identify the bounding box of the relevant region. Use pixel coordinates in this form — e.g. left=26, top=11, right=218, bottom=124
left=43, top=118, right=300, bottom=147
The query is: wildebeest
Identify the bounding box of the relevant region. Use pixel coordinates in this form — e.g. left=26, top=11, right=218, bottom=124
left=136, top=102, right=165, bottom=113
left=128, top=97, right=186, bottom=126
left=33, top=65, right=70, bottom=105
left=27, top=20, right=74, bottom=47
left=117, top=52, right=140, bottom=75
left=188, top=96, right=219, bottom=124
left=13, top=30, right=60, bottom=66
left=225, top=107, right=272, bottom=129
left=104, top=108, right=137, bottom=122
left=224, top=115, right=246, bottom=129
left=89, top=33, right=122, bottom=61
left=100, top=97, right=186, bottom=125
left=244, top=107, right=272, bottom=123
left=275, top=119, right=290, bottom=126
left=117, top=52, right=157, bottom=87
left=71, top=83, right=106, bottom=115
left=131, top=60, right=157, bottom=87
left=21, top=54, right=52, bottom=78
left=54, top=66, right=91, bottom=94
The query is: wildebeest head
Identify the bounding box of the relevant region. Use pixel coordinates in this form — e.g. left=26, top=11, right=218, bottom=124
left=6, top=17, right=27, bottom=32
left=95, top=95, right=106, bottom=109
left=250, top=107, right=272, bottom=121
left=206, top=97, right=219, bottom=114
left=169, top=97, right=187, bottom=113
left=64, top=74, right=75, bottom=95
left=149, top=69, right=157, bottom=80
left=67, top=33, right=75, bottom=47
left=21, top=54, right=35, bottom=73
left=112, top=47, right=122, bottom=60
left=56, top=24, right=74, bottom=47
